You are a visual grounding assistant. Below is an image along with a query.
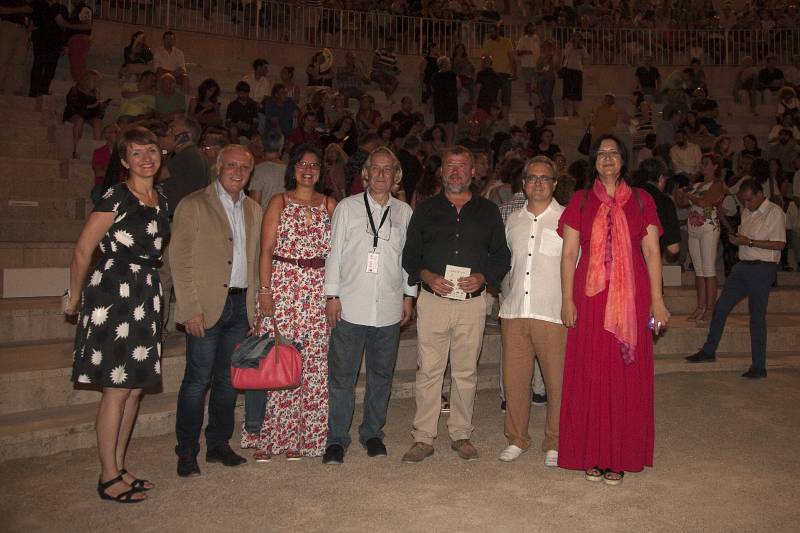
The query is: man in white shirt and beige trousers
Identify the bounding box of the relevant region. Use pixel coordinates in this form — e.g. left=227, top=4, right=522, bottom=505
left=322, top=147, right=416, bottom=465
left=498, top=155, right=566, bottom=466
left=686, top=178, right=786, bottom=378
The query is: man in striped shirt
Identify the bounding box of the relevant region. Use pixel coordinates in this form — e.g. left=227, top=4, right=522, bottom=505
left=371, top=44, right=400, bottom=100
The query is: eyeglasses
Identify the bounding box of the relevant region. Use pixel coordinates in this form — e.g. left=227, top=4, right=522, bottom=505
left=597, top=150, right=621, bottom=159
left=523, top=175, right=555, bottom=184
left=296, top=160, right=321, bottom=170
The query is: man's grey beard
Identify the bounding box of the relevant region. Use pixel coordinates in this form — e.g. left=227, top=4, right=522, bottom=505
left=444, top=182, right=470, bottom=194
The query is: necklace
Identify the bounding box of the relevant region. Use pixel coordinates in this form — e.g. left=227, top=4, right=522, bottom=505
left=289, top=193, right=315, bottom=225
left=129, top=185, right=155, bottom=206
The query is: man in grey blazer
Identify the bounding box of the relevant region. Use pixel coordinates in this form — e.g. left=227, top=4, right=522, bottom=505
left=170, top=144, right=262, bottom=476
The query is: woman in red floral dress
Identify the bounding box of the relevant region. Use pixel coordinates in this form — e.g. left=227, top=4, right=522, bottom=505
left=242, top=144, right=337, bottom=459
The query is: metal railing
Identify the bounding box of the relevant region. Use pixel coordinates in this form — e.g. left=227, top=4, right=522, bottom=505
left=94, top=0, right=800, bottom=65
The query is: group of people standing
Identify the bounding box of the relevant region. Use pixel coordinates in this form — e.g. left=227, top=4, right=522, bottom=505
left=68, top=125, right=673, bottom=503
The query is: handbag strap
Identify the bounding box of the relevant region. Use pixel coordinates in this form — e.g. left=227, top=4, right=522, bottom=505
left=272, top=315, right=282, bottom=348
left=271, top=315, right=283, bottom=364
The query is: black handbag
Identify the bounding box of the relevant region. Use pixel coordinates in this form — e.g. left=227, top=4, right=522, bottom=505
left=577, top=127, right=592, bottom=155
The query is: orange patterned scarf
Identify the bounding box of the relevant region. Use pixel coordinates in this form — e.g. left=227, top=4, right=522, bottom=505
left=586, top=179, right=638, bottom=364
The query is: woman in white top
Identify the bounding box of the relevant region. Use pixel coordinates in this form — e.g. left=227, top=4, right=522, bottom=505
left=560, top=33, right=590, bottom=118
left=675, top=153, right=727, bottom=322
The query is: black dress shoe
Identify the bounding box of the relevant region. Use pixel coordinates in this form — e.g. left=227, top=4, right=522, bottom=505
left=206, top=443, right=247, bottom=466
left=741, top=367, right=767, bottom=379
left=685, top=350, right=716, bottom=363
left=177, top=452, right=201, bottom=477
left=363, top=438, right=387, bottom=457
left=322, top=444, right=345, bottom=465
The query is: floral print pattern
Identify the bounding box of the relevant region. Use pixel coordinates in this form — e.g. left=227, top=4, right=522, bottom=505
left=248, top=198, right=331, bottom=457
left=72, top=184, right=170, bottom=388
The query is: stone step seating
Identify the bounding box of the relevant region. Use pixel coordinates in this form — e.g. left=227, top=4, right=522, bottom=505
left=2, top=315, right=799, bottom=461
left=0, top=242, right=74, bottom=270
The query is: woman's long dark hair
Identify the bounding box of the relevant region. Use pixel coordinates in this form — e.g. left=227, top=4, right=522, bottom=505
left=284, top=144, right=326, bottom=192
left=197, top=78, right=221, bottom=103
left=586, top=133, right=630, bottom=188
left=414, top=154, right=443, bottom=201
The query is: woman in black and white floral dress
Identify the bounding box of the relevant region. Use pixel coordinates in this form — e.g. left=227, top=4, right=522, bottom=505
left=66, top=126, right=169, bottom=503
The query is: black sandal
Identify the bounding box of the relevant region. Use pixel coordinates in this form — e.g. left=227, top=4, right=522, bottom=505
left=120, top=468, right=153, bottom=491
left=97, top=474, right=146, bottom=503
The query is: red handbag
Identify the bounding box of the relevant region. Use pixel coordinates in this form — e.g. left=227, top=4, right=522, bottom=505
left=231, top=316, right=302, bottom=390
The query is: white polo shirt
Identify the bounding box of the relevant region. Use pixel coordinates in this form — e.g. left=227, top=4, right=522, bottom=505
left=738, top=198, right=786, bottom=263
left=153, top=46, right=186, bottom=73
left=499, top=199, right=564, bottom=324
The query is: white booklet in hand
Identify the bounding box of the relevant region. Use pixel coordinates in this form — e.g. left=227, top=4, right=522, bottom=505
left=443, top=265, right=471, bottom=300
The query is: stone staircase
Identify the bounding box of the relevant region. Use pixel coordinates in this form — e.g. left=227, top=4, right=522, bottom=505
left=1, top=19, right=797, bottom=463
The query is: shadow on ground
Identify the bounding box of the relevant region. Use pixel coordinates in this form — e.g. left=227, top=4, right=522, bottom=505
left=1, top=370, right=799, bottom=532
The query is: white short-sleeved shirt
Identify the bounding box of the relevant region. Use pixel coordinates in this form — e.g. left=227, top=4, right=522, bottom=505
left=153, top=46, right=186, bottom=73
left=738, top=199, right=786, bottom=263
left=243, top=71, right=270, bottom=103
left=516, top=34, right=540, bottom=69
left=499, top=199, right=564, bottom=324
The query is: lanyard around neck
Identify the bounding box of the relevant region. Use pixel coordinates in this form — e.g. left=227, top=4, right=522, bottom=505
left=364, top=192, right=390, bottom=250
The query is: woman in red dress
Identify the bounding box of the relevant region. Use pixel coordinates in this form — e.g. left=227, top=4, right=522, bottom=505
left=557, top=134, right=670, bottom=485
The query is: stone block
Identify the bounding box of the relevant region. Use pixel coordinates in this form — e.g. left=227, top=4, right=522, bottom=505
left=1, top=268, right=70, bottom=298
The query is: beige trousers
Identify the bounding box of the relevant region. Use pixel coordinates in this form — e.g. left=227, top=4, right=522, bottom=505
left=412, top=290, right=486, bottom=444
left=501, top=318, right=566, bottom=451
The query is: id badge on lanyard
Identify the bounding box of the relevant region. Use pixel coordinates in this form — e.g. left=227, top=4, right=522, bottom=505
left=364, top=192, right=389, bottom=274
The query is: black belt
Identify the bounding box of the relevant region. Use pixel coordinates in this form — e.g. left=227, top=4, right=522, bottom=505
left=422, top=285, right=484, bottom=299
left=228, top=287, right=247, bottom=295
left=739, top=260, right=777, bottom=265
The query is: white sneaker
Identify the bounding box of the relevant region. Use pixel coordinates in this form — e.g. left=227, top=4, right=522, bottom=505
left=498, top=444, right=527, bottom=462
left=544, top=449, right=558, bottom=468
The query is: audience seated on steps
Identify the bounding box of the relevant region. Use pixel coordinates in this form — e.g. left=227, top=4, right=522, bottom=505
left=119, top=70, right=156, bottom=124
left=63, top=69, right=107, bottom=159
left=153, top=30, right=190, bottom=94
left=154, top=73, right=186, bottom=120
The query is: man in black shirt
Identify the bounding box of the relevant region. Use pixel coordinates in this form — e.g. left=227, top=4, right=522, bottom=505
left=758, top=55, right=785, bottom=94
left=29, top=0, right=73, bottom=97
left=390, top=96, right=415, bottom=130
left=635, top=56, right=661, bottom=97
left=474, top=56, right=502, bottom=113
left=159, top=115, right=209, bottom=336
left=637, top=157, right=680, bottom=262
left=397, top=134, right=424, bottom=200
left=226, top=81, right=259, bottom=142
left=401, top=146, right=510, bottom=463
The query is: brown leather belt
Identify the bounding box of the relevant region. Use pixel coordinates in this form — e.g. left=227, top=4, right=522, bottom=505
left=273, top=255, right=326, bottom=269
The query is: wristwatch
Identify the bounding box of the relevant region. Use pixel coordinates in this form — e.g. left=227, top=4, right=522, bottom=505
left=326, top=296, right=340, bottom=301
left=748, top=239, right=754, bottom=247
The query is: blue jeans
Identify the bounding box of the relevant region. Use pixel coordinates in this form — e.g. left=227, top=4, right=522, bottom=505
left=175, top=292, right=249, bottom=455
left=244, top=387, right=268, bottom=435
left=327, top=319, right=401, bottom=449
left=702, top=261, right=777, bottom=370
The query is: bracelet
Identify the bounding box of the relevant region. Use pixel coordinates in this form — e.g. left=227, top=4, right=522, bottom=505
left=257, top=289, right=273, bottom=295
left=258, top=285, right=271, bottom=291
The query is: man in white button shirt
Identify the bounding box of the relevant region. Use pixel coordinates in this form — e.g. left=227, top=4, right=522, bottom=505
left=686, top=179, right=786, bottom=378
left=322, top=147, right=416, bottom=465
left=498, top=155, right=566, bottom=466
left=153, top=31, right=190, bottom=94
left=669, top=129, right=702, bottom=178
